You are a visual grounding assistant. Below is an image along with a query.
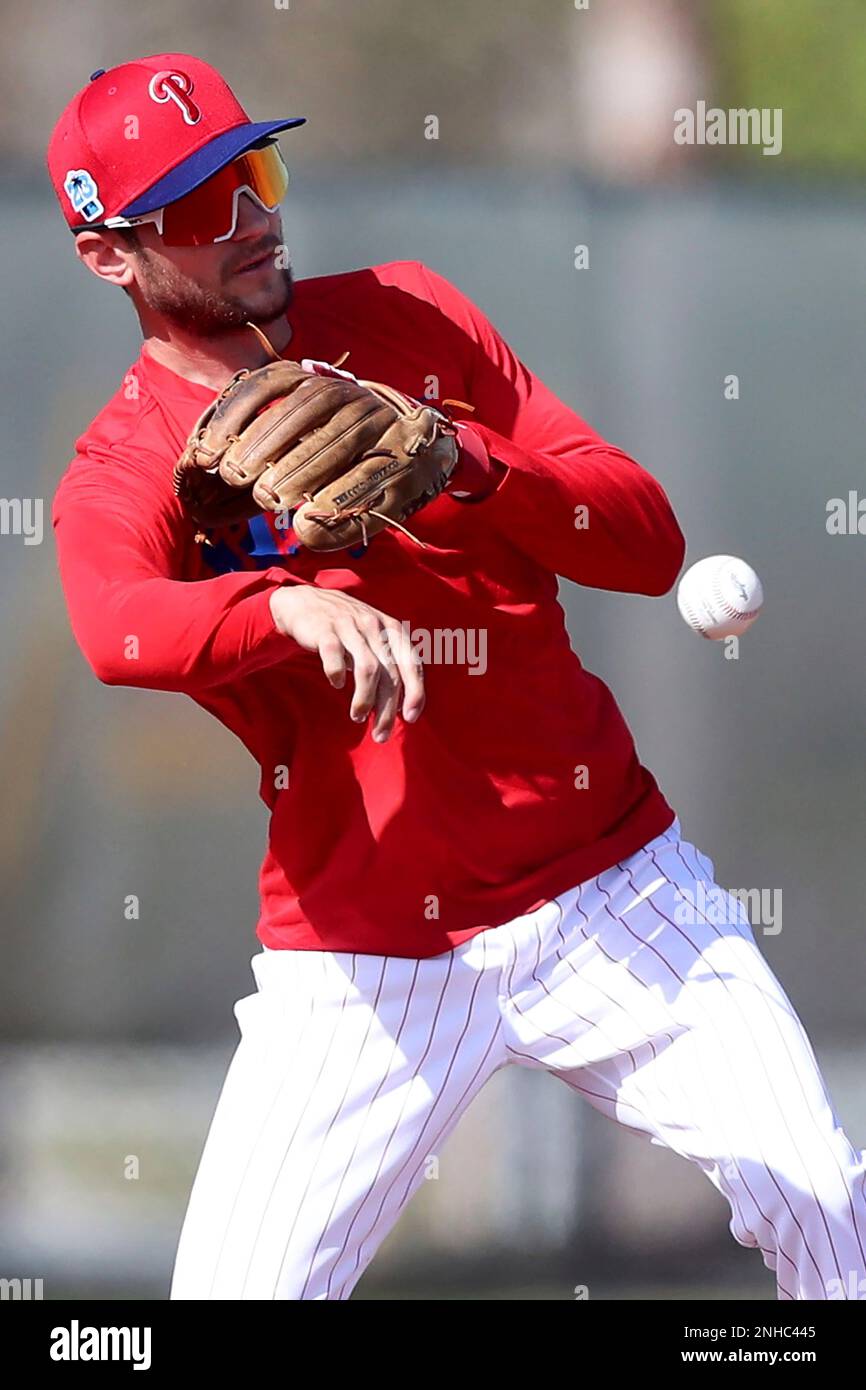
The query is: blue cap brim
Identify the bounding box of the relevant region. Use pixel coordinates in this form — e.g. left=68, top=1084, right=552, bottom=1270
left=121, top=118, right=306, bottom=217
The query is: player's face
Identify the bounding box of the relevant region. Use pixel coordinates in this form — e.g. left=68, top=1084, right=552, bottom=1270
left=123, top=193, right=294, bottom=334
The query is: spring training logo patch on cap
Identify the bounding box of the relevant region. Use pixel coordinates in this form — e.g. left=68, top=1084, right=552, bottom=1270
left=63, top=169, right=104, bottom=222
left=147, top=69, right=202, bottom=125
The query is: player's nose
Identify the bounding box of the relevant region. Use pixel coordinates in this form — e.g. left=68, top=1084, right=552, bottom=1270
left=232, top=191, right=274, bottom=240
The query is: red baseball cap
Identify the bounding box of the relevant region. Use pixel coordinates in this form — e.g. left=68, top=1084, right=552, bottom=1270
left=46, top=52, right=305, bottom=230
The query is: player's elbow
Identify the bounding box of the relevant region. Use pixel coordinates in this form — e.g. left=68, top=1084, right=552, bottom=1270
left=83, top=640, right=213, bottom=696
left=76, top=632, right=160, bottom=690
left=94, top=663, right=133, bottom=688
left=631, top=486, right=686, bottom=595
left=83, top=646, right=133, bottom=688
left=640, top=522, right=686, bottom=596
left=87, top=651, right=190, bottom=693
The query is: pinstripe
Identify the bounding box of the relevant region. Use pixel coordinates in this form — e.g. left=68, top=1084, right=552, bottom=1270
left=505, top=917, right=601, bottom=1059
left=566, top=887, right=699, bottom=1137
left=670, top=834, right=866, bottom=1278
left=170, top=820, right=865, bottom=1303
left=639, top=845, right=842, bottom=1288
left=567, top=1071, right=793, bottom=1293
left=326, top=949, right=458, bottom=1298
left=581, top=865, right=802, bottom=1297
left=296, top=956, right=424, bottom=1299
left=206, top=949, right=320, bottom=1298
left=334, top=1019, right=503, bottom=1301
left=563, top=894, right=668, bottom=1064
left=604, top=855, right=795, bottom=1251
left=505, top=911, right=689, bottom=1152
left=332, top=1020, right=504, bottom=1301
left=389, top=1023, right=504, bottom=1231
left=503, top=911, right=522, bottom=999
left=598, top=858, right=823, bottom=1289
left=669, top=837, right=866, bottom=1277
left=240, top=952, right=370, bottom=1298
left=510, top=881, right=800, bottom=1298
left=341, top=933, right=503, bottom=1296
left=566, top=883, right=758, bottom=1228
left=542, top=878, right=800, bottom=1289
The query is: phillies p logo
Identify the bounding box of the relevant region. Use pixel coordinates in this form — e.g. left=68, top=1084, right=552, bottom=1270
left=148, top=70, right=201, bottom=125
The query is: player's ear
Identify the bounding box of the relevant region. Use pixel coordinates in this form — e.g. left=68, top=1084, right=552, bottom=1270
left=74, top=228, right=137, bottom=291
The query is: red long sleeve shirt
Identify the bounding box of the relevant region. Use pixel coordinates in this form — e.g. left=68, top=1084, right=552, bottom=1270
left=53, top=260, right=685, bottom=957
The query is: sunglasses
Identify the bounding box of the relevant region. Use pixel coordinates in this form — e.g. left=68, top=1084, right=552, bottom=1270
left=78, top=141, right=289, bottom=247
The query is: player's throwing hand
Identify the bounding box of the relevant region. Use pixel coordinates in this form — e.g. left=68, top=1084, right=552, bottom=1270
left=268, top=586, right=424, bottom=743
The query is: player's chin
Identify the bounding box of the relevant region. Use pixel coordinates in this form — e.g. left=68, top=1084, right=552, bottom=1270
left=229, top=268, right=291, bottom=318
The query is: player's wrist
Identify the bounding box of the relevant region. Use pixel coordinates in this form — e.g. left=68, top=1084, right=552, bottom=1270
left=269, top=584, right=303, bottom=637
left=447, top=422, right=506, bottom=501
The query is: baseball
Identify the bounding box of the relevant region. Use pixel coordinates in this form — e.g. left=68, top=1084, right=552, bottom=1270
left=676, top=554, right=764, bottom=640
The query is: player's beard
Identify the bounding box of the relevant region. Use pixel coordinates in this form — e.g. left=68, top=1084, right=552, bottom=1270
left=131, top=241, right=295, bottom=335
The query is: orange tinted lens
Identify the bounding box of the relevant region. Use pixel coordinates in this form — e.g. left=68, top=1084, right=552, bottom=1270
left=235, top=144, right=290, bottom=208
left=160, top=144, right=289, bottom=246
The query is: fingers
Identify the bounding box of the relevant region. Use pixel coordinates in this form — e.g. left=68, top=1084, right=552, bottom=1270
left=316, top=632, right=347, bottom=690
left=335, top=609, right=422, bottom=742
left=371, top=661, right=402, bottom=744
left=381, top=619, right=425, bottom=723
left=273, top=587, right=424, bottom=739
left=335, top=620, right=391, bottom=728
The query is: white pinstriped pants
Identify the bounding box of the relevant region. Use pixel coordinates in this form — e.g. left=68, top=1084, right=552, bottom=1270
left=169, top=819, right=866, bottom=1300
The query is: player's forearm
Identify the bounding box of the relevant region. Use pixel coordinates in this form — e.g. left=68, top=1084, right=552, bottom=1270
left=459, top=423, right=685, bottom=596
left=61, top=567, right=301, bottom=694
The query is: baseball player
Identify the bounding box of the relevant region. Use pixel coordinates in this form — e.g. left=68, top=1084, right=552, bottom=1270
left=48, top=54, right=866, bottom=1301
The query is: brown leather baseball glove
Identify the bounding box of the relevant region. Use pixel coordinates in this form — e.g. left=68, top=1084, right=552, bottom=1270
left=173, top=335, right=462, bottom=552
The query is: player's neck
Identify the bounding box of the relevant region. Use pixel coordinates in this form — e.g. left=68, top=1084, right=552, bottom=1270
left=139, top=315, right=294, bottom=389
